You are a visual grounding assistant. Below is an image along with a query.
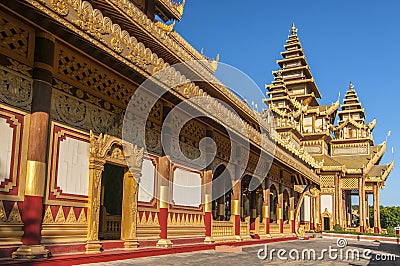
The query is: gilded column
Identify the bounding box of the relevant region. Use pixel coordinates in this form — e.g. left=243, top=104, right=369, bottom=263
left=262, top=178, right=270, bottom=236
left=121, top=144, right=144, bottom=249
left=231, top=179, right=241, bottom=240
left=373, top=183, right=378, bottom=233
left=334, top=173, right=341, bottom=226
left=203, top=170, right=214, bottom=243
left=365, top=193, right=369, bottom=230
left=310, top=197, right=315, bottom=231
left=13, top=31, right=54, bottom=259
left=289, top=188, right=295, bottom=234
left=277, top=184, right=283, bottom=234
left=315, top=190, right=321, bottom=231
left=250, top=190, right=257, bottom=232
left=156, top=156, right=173, bottom=247
left=358, top=177, right=365, bottom=232
left=377, top=185, right=381, bottom=232
left=85, top=155, right=105, bottom=253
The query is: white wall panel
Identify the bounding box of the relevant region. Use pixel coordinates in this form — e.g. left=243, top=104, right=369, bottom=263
left=303, top=195, right=311, bottom=221
left=57, top=137, right=89, bottom=196
left=321, top=194, right=333, bottom=214
left=0, top=118, right=13, bottom=184
left=138, top=158, right=155, bottom=202
left=172, top=168, right=201, bottom=207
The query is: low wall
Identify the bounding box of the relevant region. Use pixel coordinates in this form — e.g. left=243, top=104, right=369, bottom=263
left=322, top=232, right=400, bottom=245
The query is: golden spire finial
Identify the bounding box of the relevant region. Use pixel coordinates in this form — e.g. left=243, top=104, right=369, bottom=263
left=177, top=0, right=186, bottom=16
left=291, top=22, right=298, bottom=35
left=349, top=81, right=354, bottom=90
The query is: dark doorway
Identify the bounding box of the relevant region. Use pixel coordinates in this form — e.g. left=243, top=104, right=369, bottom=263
left=324, top=217, right=330, bottom=231
left=99, top=163, right=124, bottom=240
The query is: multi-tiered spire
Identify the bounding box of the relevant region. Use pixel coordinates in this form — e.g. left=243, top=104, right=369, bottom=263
left=331, top=82, right=376, bottom=142
left=274, top=22, right=321, bottom=106
left=264, top=23, right=338, bottom=144
left=338, top=82, right=365, bottom=123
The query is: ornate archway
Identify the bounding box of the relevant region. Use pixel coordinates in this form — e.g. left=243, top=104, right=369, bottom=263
left=321, top=208, right=333, bottom=231
left=269, top=184, right=278, bottom=223
left=283, top=189, right=290, bottom=223
left=86, top=131, right=144, bottom=253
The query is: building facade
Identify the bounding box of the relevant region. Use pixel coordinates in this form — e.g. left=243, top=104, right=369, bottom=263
left=0, top=0, right=392, bottom=260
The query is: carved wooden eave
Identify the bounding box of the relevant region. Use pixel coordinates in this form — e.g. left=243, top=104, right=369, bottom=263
left=331, top=118, right=367, bottom=131
left=345, top=169, right=363, bottom=175
left=320, top=165, right=346, bottom=173
left=156, top=0, right=185, bottom=21
left=269, top=105, right=288, bottom=118
left=85, top=0, right=262, bottom=134
left=155, top=20, right=175, bottom=33
left=294, top=185, right=304, bottom=193
left=15, top=0, right=270, bottom=155
left=381, top=161, right=394, bottom=182
left=273, top=133, right=323, bottom=170
left=10, top=0, right=326, bottom=175
left=368, top=118, right=376, bottom=131
left=364, top=140, right=386, bottom=174
left=316, top=99, right=340, bottom=116
left=273, top=145, right=320, bottom=185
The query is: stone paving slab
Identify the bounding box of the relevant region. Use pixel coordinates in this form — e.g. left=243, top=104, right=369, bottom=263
left=79, top=238, right=400, bottom=266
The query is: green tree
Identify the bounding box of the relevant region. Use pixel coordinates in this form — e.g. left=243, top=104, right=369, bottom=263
left=380, top=206, right=400, bottom=229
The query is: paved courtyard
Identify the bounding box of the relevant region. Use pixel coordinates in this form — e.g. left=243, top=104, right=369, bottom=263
left=80, top=238, right=400, bottom=266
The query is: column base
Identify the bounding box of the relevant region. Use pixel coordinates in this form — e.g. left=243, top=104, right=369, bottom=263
left=234, top=235, right=243, bottom=242
left=124, top=238, right=139, bottom=250
left=204, top=236, right=214, bottom=244
left=85, top=240, right=102, bottom=254
left=12, top=245, right=50, bottom=260
left=258, top=234, right=271, bottom=240
left=156, top=238, right=173, bottom=248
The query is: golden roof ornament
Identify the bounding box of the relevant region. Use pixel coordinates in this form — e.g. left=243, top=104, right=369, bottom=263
left=349, top=81, right=354, bottom=90
left=155, top=20, right=176, bottom=33
left=177, top=0, right=186, bottom=16
left=291, top=22, right=298, bottom=35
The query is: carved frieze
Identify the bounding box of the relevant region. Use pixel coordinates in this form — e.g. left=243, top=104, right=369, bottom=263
left=0, top=61, right=32, bottom=111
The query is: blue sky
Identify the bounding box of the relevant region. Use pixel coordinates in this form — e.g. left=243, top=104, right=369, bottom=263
left=174, top=0, right=399, bottom=206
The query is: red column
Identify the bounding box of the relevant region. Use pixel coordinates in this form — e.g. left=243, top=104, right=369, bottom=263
left=204, top=170, right=213, bottom=243
left=290, top=189, right=295, bottom=234
left=12, top=31, right=54, bottom=259
left=264, top=180, right=270, bottom=235
left=156, top=156, right=172, bottom=247
left=278, top=185, right=283, bottom=234
left=231, top=180, right=241, bottom=239
left=359, top=177, right=365, bottom=233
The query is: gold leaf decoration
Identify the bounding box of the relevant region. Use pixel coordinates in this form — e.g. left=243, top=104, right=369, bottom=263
left=0, top=201, right=7, bottom=223
left=66, top=207, right=77, bottom=223
left=55, top=206, right=66, bottom=223
left=43, top=206, right=54, bottom=224
left=7, top=202, right=22, bottom=224
left=77, top=208, right=87, bottom=224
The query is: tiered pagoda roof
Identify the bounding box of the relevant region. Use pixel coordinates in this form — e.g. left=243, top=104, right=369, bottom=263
left=264, top=23, right=339, bottom=139
left=330, top=82, right=376, bottom=144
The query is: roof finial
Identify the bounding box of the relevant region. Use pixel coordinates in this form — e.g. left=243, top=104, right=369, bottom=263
left=291, top=22, right=298, bottom=35
left=349, top=81, right=354, bottom=90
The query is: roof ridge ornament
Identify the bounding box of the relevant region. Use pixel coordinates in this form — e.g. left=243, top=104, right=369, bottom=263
left=349, top=81, right=354, bottom=90
left=291, top=22, right=298, bottom=35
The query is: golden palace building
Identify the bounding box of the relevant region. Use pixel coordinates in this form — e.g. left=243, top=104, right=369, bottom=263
left=0, top=0, right=393, bottom=260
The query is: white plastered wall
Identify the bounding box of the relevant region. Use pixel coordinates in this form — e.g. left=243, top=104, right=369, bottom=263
left=57, top=137, right=90, bottom=196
